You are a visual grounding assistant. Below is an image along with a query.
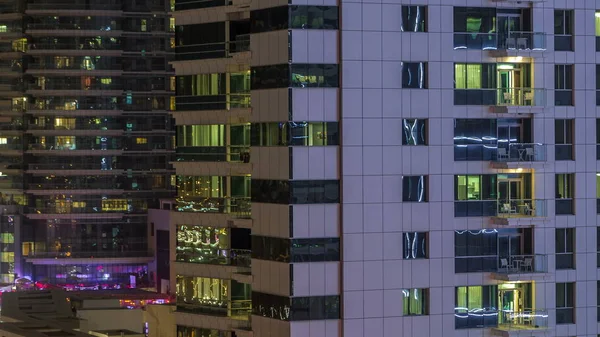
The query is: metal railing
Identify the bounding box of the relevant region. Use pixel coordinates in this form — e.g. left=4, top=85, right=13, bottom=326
left=175, top=146, right=250, bottom=163
left=453, top=31, right=546, bottom=51
left=496, top=254, right=547, bottom=274
left=455, top=308, right=548, bottom=330
left=176, top=196, right=251, bottom=218
left=495, top=87, right=545, bottom=106
left=176, top=248, right=251, bottom=267
left=175, top=34, right=250, bottom=61
left=28, top=42, right=122, bottom=51
left=494, top=143, right=546, bottom=162
left=496, top=199, right=547, bottom=218
left=175, top=93, right=250, bottom=111
left=26, top=250, right=152, bottom=259
left=176, top=299, right=251, bottom=319
left=498, top=309, right=548, bottom=330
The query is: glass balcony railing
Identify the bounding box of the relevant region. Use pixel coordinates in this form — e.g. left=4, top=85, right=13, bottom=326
left=498, top=309, right=548, bottom=330
left=453, top=31, right=546, bottom=51
left=496, top=199, right=547, bottom=218
left=175, top=93, right=250, bottom=111
left=176, top=196, right=251, bottom=218
left=454, top=88, right=545, bottom=106
left=175, top=35, right=250, bottom=61
left=26, top=250, right=152, bottom=259
left=176, top=299, right=251, bottom=319
left=494, top=143, right=546, bottom=162
left=175, top=146, right=250, bottom=163
left=176, top=248, right=251, bottom=267
left=496, top=254, right=548, bottom=274
left=455, top=308, right=548, bottom=330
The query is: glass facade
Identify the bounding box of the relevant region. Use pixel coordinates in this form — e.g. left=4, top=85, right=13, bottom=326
left=0, top=0, right=175, bottom=285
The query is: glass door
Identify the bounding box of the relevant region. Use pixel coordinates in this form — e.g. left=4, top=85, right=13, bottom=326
left=498, top=289, right=521, bottom=324
left=497, top=66, right=522, bottom=105
left=497, top=14, right=522, bottom=49
left=498, top=234, right=521, bottom=265
left=497, top=122, right=522, bottom=155
left=498, top=178, right=522, bottom=213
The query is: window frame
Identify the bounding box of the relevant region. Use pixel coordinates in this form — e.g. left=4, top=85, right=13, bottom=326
left=402, top=288, right=429, bottom=316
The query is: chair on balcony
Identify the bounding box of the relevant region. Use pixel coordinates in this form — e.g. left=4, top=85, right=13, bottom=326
left=522, top=258, right=533, bottom=272
left=517, top=38, right=528, bottom=50
left=498, top=148, right=509, bottom=161
left=500, top=258, right=511, bottom=272
left=525, top=147, right=535, bottom=161
left=505, top=38, right=516, bottom=49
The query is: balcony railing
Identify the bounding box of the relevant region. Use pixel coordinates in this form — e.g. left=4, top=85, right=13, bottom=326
left=175, top=146, right=250, bottom=163
left=176, top=299, right=251, bottom=319
left=175, top=93, right=250, bottom=111
left=175, top=35, right=250, bottom=61
left=176, top=248, right=251, bottom=267
left=496, top=199, right=547, bottom=218
left=496, top=254, right=548, bottom=274
left=453, top=31, right=546, bottom=51
left=454, top=88, right=545, bottom=106
left=494, top=143, right=546, bottom=162
left=26, top=250, right=152, bottom=259
left=175, top=0, right=228, bottom=10
left=498, top=309, right=549, bottom=330
left=455, top=308, right=548, bottom=330
left=176, top=196, right=251, bottom=218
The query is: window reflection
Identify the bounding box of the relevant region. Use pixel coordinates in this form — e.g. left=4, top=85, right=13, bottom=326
left=402, top=176, right=427, bottom=202
left=401, top=62, right=428, bottom=89
left=402, top=232, right=427, bottom=259
left=401, top=6, right=427, bottom=32
left=250, top=122, right=338, bottom=146
left=402, top=119, right=427, bottom=145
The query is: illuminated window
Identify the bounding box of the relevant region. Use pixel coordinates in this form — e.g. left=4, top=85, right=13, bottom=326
left=0, top=138, right=7, bottom=144
left=170, top=76, right=176, bottom=91
left=102, top=199, right=128, bottom=211
left=169, top=18, right=175, bottom=32
left=12, top=38, right=27, bottom=52
left=0, top=26, right=7, bottom=33
left=0, top=252, right=14, bottom=263
left=22, top=242, right=33, bottom=256
left=169, top=96, right=175, bottom=111
left=100, top=78, right=112, bottom=85
left=141, top=19, right=147, bottom=32
left=72, top=201, right=86, bottom=208
left=136, top=137, right=148, bottom=144
left=55, top=136, right=75, bottom=149
left=0, top=233, right=14, bottom=243
left=54, top=118, right=76, bottom=129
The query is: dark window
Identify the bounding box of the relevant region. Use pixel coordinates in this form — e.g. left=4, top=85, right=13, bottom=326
left=453, top=119, right=498, bottom=160
left=555, top=119, right=574, bottom=160
left=597, top=281, right=600, bottom=321
left=401, top=6, right=427, bottom=32
left=402, top=176, right=427, bottom=202
left=554, top=65, right=573, bottom=105
left=401, top=62, right=427, bottom=89
left=251, top=64, right=339, bottom=90
left=454, top=229, right=498, bottom=273
left=289, top=6, right=339, bottom=30
left=402, top=119, right=427, bottom=145
left=251, top=236, right=340, bottom=263
left=252, top=292, right=340, bottom=321
left=402, top=232, right=427, bottom=259
left=251, top=179, right=340, bottom=204
left=597, top=228, right=600, bottom=268
left=597, top=66, right=600, bottom=105
left=554, top=10, right=573, bottom=51
left=556, top=282, right=575, bottom=324
left=403, top=288, right=428, bottom=315
left=555, top=228, right=574, bottom=269
left=555, top=174, right=574, bottom=215
left=250, top=122, right=339, bottom=146
left=251, top=5, right=339, bottom=33
left=597, top=119, right=600, bottom=160
left=175, top=22, right=226, bottom=61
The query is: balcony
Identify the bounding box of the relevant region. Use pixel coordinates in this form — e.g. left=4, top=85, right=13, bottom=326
left=176, top=196, right=250, bottom=218
left=490, top=199, right=547, bottom=226
left=176, top=300, right=251, bottom=320
left=454, top=88, right=545, bottom=112
left=493, top=310, right=549, bottom=337
left=491, top=254, right=548, bottom=281
left=175, top=146, right=250, bottom=163
left=175, top=35, right=250, bottom=62
left=25, top=250, right=154, bottom=265
left=173, top=93, right=251, bottom=124
left=176, top=248, right=251, bottom=267
left=454, top=32, right=546, bottom=54
left=490, top=143, right=546, bottom=169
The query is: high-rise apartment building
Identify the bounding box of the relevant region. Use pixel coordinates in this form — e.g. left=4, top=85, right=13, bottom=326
left=0, top=0, right=175, bottom=287
left=171, top=1, right=600, bottom=337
